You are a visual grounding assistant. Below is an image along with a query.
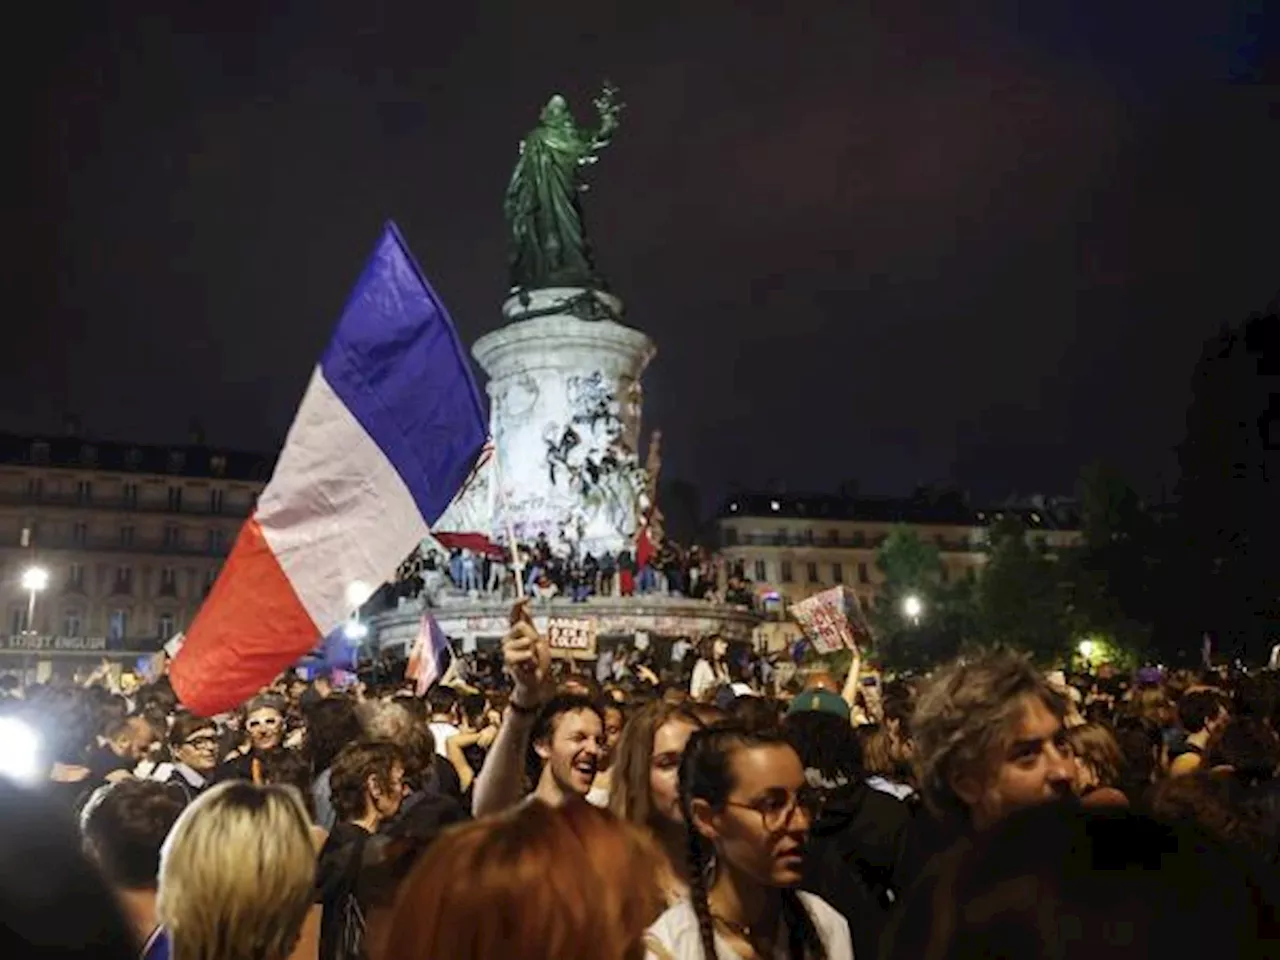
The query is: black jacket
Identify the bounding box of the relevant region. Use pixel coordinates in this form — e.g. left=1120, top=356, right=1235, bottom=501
left=800, top=781, right=925, bottom=960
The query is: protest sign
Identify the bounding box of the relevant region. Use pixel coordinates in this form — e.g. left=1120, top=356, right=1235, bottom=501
left=789, top=586, right=872, bottom=655
left=546, top=617, right=598, bottom=659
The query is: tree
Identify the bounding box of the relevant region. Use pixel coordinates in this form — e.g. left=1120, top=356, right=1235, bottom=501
left=1059, top=463, right=1156, bottom=664
left=1175, top=307, right=1280, bottom=661
left=870, top=526, right=973, bottom=673
left=975, top=517, right=1072, bottom=665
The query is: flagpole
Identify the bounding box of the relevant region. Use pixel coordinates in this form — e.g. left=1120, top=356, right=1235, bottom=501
left=490, top=440, right=525, bottom=600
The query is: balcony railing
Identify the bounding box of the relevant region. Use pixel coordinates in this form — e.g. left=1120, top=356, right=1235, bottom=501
left=724, top=533, right=982, bottom=552
left=0, top=491, right=251, bottom=518
left=17, top=534, right=230, bottom=558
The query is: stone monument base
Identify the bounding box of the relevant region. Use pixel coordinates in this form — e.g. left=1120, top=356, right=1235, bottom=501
left=371, top=593, right=762, bottom=656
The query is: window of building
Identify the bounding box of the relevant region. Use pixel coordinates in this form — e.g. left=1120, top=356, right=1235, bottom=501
left=157, top=613, right=176, bottom=639
left=25, top=477, right=43, bottom=500
left=780, top=561, right=793, bottom=583
left=858, top=561, right=870, bottom=584
left=167, top=486, right=183, bottom=511
left=207, top=528, right=227, bottom=553
left=159, top=567, right=178, bottom=597
left=114, top=566, right=133, bottom=595
left=125, top=448, right=142, bottom=469
left=67, top=563, right=85, bottom=592
left=76, top=480, right=93, bottom=503
left=21, top=521, right=36, bottom=547
left=72, top=522, right=88, bottom=546
left=119, top=525, right=135, bottom=548
left=753, top=559, right=767, bottom=582
left=209, top=488, right=224, bottom=514
left=800, top=529, right=814, bottom=545
left=774, top=528, right=789, bottom=546
left=80, top=444, right=98, bottom=465
left=163, top=525, right=180, bottom=549
left=851, top=531, right=867, bottom=547
left=108, top=609, right=128, bottom=641
left=11, top=608, right=29, bottom=634
left=827, top=528, right=840, bottom=546
left=203, top=570, right=217, bottom=596
left=723, top=526, right=739, bottom=547
left=832, top=562, right=844, bottom=583
left=30, top=441, right=50, bottom=463
left=210, top=454, right=227, bottom=477
left=168, top=451, right=186, bottom=473
left=806, top=562, right=819, bottom=583
left=122, top=483, right=139, bottom=509
left=63, top=609, right=82, bottom=637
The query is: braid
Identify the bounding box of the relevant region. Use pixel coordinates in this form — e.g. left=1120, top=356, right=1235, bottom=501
left=686, top=829, right=717, bottom=960
left=781, top=888, right=826, bottom=959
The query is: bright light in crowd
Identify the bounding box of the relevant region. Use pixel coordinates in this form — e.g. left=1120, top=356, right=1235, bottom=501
left=901, top=594, right=923, bottom=622
left=769, top=500, right=780, bottom=512
left=0, top=716, right=43, bottom=787
left=344, top=620, right=369, bottom=641
left=1078, top=639, right=1096, bottom=660
left=345, top=580, right=371, bottom=607
left=20, top=567, right=49, bottom=592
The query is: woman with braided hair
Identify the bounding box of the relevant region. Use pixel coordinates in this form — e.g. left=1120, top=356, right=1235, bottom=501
left=644, top=724, right=853, bottom=959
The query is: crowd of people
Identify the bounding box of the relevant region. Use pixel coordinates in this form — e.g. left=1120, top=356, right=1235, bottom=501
left=406, top=534, right=756, bottom=607
left=2, top=600, right=1279, bottom=958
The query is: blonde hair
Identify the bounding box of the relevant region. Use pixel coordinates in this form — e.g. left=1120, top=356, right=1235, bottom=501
left=157, top=781, right=316, bottom=960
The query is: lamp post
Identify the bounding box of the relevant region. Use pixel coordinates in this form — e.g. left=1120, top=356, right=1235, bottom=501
left=20, top=566, right=48, bottom=635
left=19, top=566, right=48, bottom=687
left=901, top=593, right=923, bottom=626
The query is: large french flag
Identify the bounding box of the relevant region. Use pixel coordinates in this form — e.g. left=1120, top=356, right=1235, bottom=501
left=171, top=223, right=488, bottom=716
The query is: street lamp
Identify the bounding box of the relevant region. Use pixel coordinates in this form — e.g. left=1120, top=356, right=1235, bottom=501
left=1078, top=639, right=1096, bottom=663
left=901, top=593, right=923, bottom=625
left=343, top=620, right=369, bottom=641
left=345, top=580, right=372, bottom=608
left=20, top=566, right=48, bottom=635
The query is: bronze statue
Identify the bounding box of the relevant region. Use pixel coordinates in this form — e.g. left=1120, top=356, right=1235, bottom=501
left=504, top=84, right=623, bottom=295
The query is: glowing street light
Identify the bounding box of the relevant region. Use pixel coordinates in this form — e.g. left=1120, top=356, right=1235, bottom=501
left=343, top=620, right=369, bottom=642
left=20, top=566, right=48, bottom=635
left=1078, top=639, right=1096, bottom=661
left=901, top=594, right=923, bottom=625
left=345, top=580, right=372, bottom=608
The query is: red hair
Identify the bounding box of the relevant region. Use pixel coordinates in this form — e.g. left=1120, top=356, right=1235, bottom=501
left=382, top=800, right=662, bottom=960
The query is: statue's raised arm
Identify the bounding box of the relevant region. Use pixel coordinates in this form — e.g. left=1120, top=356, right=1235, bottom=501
left=504, top=83, right=623, bottom=294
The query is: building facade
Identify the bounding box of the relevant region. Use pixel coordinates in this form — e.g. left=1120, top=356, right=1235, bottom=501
left=717, top=492, right=1081, bottom=613
left=0, top=433, right=271, bottom=667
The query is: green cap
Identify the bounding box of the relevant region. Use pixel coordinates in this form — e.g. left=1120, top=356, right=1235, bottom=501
left=786, top=689, right=851, bottom=720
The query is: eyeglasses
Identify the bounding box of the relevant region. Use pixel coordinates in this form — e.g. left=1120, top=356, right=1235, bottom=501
left=182, top=734, right=218, bottom=749
left=725, top=786, right=825, bottom=832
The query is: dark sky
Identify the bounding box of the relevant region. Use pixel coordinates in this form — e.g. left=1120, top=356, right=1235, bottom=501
left=4, top=2, right=1277, bottom=507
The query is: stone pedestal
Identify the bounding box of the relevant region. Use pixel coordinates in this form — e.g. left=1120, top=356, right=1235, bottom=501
left=472, top=288, right=656, bottom=557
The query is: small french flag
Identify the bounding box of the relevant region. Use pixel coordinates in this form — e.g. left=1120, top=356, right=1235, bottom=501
left=171, top=223, right=488, bottom=716
left=405, top=611, right=450, bottom=697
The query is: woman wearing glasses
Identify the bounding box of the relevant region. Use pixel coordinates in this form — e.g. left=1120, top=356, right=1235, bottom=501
left=645, top=724, right=853, bottom=959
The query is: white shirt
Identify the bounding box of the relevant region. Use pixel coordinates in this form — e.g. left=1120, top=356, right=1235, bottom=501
left=428, top=721, right=460, bottom=758
left=690, top=659, right=729, bottom=700
left=645, top=892, right=853, bottom=960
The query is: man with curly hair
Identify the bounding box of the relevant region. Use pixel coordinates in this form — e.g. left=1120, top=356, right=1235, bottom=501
left=912, top=649, right=1076, bottom=833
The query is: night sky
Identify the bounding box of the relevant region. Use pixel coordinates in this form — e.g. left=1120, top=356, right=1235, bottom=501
left=5, top=2, right=1277, bottom=508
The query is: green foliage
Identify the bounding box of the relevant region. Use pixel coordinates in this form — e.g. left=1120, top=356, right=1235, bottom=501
left=974, top=516, right=1072, bottom=666
left=870, top=526, right=974, bottom=674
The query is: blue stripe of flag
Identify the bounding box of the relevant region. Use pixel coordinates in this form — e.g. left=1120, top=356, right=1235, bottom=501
left=319, top=221, right=489, bottom=525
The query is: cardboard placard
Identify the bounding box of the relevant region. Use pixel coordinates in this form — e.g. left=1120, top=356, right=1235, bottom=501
left=547, top=617, right=598, bottom=659
left=789, top=586, right=871, bottom=655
